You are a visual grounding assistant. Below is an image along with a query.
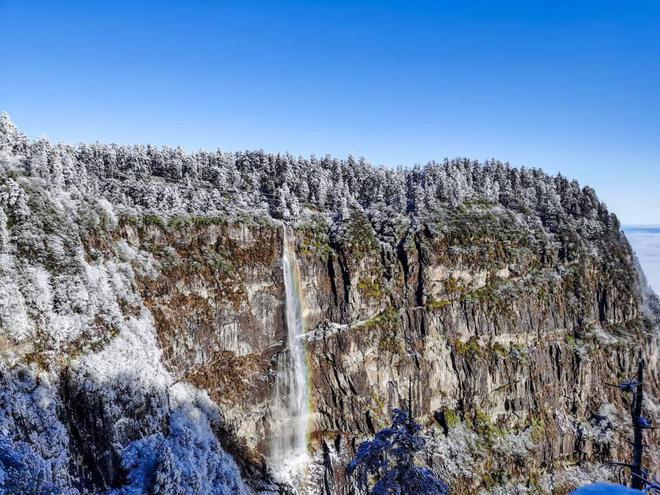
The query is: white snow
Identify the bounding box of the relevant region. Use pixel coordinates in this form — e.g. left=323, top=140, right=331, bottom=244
left=571, top=483, right=643, bottom=495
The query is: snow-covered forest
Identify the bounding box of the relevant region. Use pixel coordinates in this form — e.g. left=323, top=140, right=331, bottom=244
left=0, top=113, right=616, bottom=234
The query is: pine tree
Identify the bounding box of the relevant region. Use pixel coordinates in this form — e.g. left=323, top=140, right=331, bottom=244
left=347, top=409, right=449, bottom=495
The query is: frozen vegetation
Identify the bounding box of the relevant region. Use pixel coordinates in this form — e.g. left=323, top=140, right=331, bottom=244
left=0, top=114, right=249, bottom=494
left=0, top=112, right=621, bottom=238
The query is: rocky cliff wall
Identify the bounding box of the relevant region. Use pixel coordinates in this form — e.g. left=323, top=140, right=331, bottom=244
left=1, top=115, right=658, bottom=494
left=81, top=203, right=660, bottom=494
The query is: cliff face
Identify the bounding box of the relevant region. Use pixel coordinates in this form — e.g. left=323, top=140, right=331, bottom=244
left=85, top=205, right=657, bottom=494
left=0, top=115, right=658, bottom=494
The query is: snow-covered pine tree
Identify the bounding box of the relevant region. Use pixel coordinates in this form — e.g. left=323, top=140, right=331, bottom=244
left=347, top=409, right=450, bottom=495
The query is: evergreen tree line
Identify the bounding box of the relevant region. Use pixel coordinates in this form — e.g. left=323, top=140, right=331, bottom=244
left=0, top=114, right=618, bottom=233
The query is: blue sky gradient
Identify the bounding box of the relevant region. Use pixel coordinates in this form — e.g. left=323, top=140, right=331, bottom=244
left=1, top=0, right=659, bottom=224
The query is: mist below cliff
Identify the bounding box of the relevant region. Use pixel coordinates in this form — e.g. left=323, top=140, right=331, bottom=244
left=624, top=227, right=660, bottom=293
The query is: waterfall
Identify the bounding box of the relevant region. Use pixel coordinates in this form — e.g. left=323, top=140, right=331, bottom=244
left=271, top=225, right=310, bottom=487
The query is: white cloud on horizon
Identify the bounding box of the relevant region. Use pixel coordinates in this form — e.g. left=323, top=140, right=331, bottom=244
left=624, top=229, right=660, bottom=293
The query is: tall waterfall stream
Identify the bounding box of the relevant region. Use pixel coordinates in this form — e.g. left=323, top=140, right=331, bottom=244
left=271, top=226, right=311, bottom=489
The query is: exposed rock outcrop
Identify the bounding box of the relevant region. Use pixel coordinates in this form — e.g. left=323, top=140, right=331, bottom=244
left=0, top=114, right=658, bottom=494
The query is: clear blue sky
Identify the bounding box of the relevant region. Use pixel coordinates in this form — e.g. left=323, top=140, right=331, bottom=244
left=1, top=0, right=659, bottom=224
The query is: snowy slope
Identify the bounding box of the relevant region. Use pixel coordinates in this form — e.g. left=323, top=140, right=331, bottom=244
left=1, top=116, right=250, bottom=494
